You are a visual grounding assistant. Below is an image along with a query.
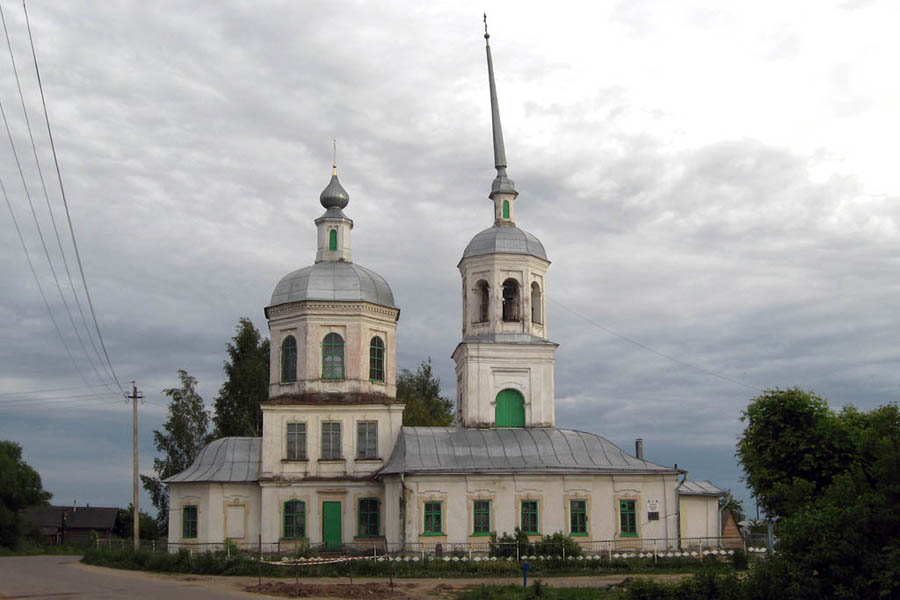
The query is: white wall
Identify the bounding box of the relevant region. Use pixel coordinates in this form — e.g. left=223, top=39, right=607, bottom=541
left=167, top=482, right=261, bottom=546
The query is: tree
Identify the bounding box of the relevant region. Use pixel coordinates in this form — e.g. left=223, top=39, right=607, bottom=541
left=739, top=392, right=900, bottom=600
left=0, top=441, right=51, bottom=549
left=718, top=492, right=745, bottom=523
left=115, top=503, right=160, bottom=540
left=141, top=370, right=210, bottom=533
left=398, top=359, right=454, bottom=426
left=212, top=318, right=269, bottom=438
left=736, top=388, right=853, bottom=518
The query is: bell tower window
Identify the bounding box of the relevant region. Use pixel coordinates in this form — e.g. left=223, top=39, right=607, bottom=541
left=475, top=280, right=490, bottom=323
left=502, top=200, right=510, bottom=219
left=495, top=389, right=525, bottom=427
left=328, top=229, right=338, bottom=251
left=531, top=283, right=542, bottom=325
left=502, top=279, right=520, bottom=322
left=322, top=333, right=345, bottom=380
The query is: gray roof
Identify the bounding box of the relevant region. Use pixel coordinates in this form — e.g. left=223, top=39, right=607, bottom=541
left=679, top=480, right=727, bottom=497
left=462, top=225, right=547, bottom=261
left=380, top=427, right=677, bottom=475
left=164, top=437, right=261, bottom=484
left=269, top=261, right=396, bottom=309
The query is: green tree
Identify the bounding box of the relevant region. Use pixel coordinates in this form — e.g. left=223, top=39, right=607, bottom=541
left=212, top=318, right=269, bottom=437
left=398, top=359, right=454, bottom=426
left=736, top=388, right=853, bottom=518
left=141, top=370, right=210, bottom=533
left=0, top=441, right=51, bottom=549
left=718, top=492, right=745, bottom=523
left=739, top=393, right=900, bottom=600
left=115, top=503, right=161, bottom=540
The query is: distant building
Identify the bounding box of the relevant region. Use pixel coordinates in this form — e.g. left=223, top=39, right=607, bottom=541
left=23, top=505, right=120, bottom=545
left=166, top=29, right=726, bottom=552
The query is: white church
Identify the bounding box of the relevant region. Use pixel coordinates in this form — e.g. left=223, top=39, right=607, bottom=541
left=165, top=29, right=727, bottom=552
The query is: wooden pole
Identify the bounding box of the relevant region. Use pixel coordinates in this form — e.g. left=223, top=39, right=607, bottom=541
left=130, top=382, right=142, bottom=551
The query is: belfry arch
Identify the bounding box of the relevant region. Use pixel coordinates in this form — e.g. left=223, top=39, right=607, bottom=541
left=495, top=389, right=525, bottom=427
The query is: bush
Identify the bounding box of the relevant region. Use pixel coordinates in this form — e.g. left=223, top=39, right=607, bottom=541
left=533, top=533, right=582, bottom=558
left=730, top=549, right=748, bottom=571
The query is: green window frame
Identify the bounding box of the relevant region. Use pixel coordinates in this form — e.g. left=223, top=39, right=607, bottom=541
left=369, top=336, right=385, bottom=382
left=321, top=421, right=342, bottom=460
left=620, top=499, right=637, bottom=537
left=521, top=500, right=539, bottom=535
left=283, top=500, right=306, bottom=539
left=286, top=422, right=306, bottom=460
left=358, top=498, right=380, bottom=537
left=328, top=229, right=338, bottom=251
left=502, top=199, right=510, bottom=219
left=495, top=389, right=525, bottom=427
left=473, top=500, right=491, bottom=535
left=322, top=333, right=344, bottom=380
left=281, top=335, right=297, bottom=382
left=570, top=500, right=588, bottom=536
left=182, top=505, right=197, bottom=539
left=423, top=501, right=443, bottom=535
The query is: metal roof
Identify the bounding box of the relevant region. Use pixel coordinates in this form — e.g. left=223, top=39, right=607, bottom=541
left=461, top=225, right=547, bottom=261
left=268, top=261, right=396, bottom=309
left=679, top=480, right=727, bottom=497
left=380, top=427, right=677, bottom=475
left=164, top=437, right=261, bottom=484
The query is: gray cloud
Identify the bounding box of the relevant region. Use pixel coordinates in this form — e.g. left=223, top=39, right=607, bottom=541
left=1, top=1, right=897, bottom=515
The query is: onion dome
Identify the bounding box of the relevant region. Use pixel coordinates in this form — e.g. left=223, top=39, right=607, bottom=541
left=320, top=172, right=349, bottom=209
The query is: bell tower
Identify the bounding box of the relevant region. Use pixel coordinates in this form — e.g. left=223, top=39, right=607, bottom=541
left=452, top=20, right=558, bottom=429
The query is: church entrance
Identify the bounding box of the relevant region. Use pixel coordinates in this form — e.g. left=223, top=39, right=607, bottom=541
left=495, top=389, right=525, bottom=427
left=322, top=501, right=342, bottom=551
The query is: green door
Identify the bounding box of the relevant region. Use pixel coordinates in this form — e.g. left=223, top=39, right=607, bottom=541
left=322, top=501, right=342, bottom=551
left=495, top=389, right=525, bottom=427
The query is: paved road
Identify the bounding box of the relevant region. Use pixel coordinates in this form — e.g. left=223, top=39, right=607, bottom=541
left=0, top=556, right=259, bottom=599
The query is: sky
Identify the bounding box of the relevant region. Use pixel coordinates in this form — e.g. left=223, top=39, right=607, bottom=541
left=1, top=0, right=899, bottom=522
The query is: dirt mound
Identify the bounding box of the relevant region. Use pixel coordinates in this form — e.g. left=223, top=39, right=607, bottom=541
left=244, top=580, right=421, bottom=598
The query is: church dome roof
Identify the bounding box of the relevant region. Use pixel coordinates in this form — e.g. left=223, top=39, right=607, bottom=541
left=268, top=261, right=396, bottom=309
left=462, top=225, right=548, bottom=261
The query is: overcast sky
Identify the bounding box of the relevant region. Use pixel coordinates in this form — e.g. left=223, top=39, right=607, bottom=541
left=2, top=0, right=899, bottom=520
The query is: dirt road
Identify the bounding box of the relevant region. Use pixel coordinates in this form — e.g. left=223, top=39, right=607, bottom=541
left=0, top=555, right=690, bottom=599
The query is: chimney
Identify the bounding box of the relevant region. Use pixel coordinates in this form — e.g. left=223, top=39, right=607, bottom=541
left=635, top=438, right=644, bottom=460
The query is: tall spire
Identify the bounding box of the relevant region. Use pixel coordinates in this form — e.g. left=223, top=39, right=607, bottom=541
left=484, top=14, right=517, bottom=199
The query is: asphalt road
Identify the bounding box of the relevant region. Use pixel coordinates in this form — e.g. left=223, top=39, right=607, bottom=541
left=0, top=555, right=259, bottom=599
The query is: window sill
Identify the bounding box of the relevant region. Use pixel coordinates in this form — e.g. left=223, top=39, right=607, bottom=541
left=369, top=379, right=385, bottom=384
left=319, top=458, right=345, bottom=463
left=280, top=537, right=308, bottom=542
left=421, top=531, right=446, bottom=537
left=354, top=535, right=384, bottom=540
left=471, top=532, right=492, bottom=537
left=521, top=532, right=540, bottom=536
left=281, top=459, right=309, bottom=463
left=570, top=532, right=589, bottom=537
left=355, top=458, right=382, bottom=462
left=280, top=380, right=297, bottom=385
left=619, top=533, right=639, bottom=538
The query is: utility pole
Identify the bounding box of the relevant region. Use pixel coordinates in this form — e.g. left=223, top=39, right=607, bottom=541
left=128, top=382, right=143, bottom=551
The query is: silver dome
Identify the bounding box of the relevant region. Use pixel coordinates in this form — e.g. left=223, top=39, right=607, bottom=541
left=269, top=261, right=396, bottom=308
left=461, top=225, right=547, bottom=261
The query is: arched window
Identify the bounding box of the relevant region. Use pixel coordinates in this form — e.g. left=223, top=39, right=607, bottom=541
left=322, top=333, right=344, bottom=380
left=369, top=336, right=385, bottom=382
left=281, top=335, right=297, bottom=382
left=531, top=283, right=542, bottom=325
left=495, top=389, right=525, bottom=427
left=283, top=500, right=306, bottom=539
left=502, top=279, right=520, bottom=322
left=502, top=199, right=510, bottom=219
left=475, top=280, right=489, bottom=323
left=328, top=229, right=338, bottom=251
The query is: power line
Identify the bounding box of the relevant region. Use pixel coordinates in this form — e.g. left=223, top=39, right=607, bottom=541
left=23, top=0, right=126, bottom=396
left=0, top=1, right=117, bottom=392
left=0, top=390, right=121, bottom=405
left=549, top=297, right=761, bottom=392
left=1, top=173, right=109, bottom=399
